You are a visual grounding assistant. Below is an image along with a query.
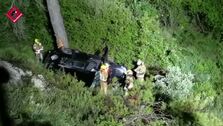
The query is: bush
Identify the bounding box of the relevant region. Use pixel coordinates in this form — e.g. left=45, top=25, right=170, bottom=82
left=154, top=66, right=194, bottom=100
left=195, top=112, right=223, bottom=126
left=4, top=71, right=132, bottom=125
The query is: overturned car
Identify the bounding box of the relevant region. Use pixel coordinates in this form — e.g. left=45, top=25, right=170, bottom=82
left=43, top=48, right=127, bottom=84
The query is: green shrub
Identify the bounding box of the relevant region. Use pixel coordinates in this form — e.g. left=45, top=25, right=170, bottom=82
left=195, top=112, right=223, bottom=126
left=154, top=66, right=195, bottom=100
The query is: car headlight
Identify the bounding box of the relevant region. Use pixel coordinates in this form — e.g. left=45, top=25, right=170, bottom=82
left=91, top=68, right=96, bottom=72
left=120, top=66, right=127, bottom=73
left=51, top=55, right=58, bottom=60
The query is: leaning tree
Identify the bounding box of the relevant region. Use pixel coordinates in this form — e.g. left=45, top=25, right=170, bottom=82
left=46, top=0, right=69, bottom=48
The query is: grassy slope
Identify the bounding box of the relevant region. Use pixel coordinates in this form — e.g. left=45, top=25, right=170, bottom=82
left=0, top=0, right=223, bottom=125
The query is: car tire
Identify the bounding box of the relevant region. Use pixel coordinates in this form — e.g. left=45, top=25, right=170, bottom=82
left=46, top=61, right=55, bottom=69
left=59, top=66, right=65, bottom=73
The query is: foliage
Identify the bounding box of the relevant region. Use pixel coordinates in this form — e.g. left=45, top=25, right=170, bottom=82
left=5, top=73, right=115, bottom=126
left=60, top=0, right=138, bottom=66
left=195, top=112, right=223, bottom=126
left=60, top=0, right=181, bottom=68
left=155, top=66, right=194, bottom=100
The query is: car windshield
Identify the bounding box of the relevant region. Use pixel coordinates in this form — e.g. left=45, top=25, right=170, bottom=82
left=74, top=53, right=89, bottom=60
left=61, top=51, right=90, bottom=61
left=72, top=61, right=86, bottom=68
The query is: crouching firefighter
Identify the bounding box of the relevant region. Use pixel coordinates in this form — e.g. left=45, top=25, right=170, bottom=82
left=33, top=39, right=44, bottom=62
left=124, top=70, right=134, bottom=96
left=90, top=71, right=100, bottom=89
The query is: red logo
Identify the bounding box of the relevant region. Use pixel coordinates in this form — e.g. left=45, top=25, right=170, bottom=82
left=5, top=6, right=23, bottom=23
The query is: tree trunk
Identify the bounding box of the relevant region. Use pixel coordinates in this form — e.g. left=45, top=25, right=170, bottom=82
left=46, top=0, right=69, bottom=48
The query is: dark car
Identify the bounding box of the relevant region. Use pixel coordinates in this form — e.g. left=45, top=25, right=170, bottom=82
left=43, top=48, right=127, bottom=81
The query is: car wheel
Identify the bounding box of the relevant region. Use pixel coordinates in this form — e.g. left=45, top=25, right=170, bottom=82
left=59, top=66, right=65, bottom=73
left=46, top=61, right=55, bottom=69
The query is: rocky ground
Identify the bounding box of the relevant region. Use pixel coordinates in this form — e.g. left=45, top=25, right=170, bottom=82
left=0, top=60, right=46, bottom=91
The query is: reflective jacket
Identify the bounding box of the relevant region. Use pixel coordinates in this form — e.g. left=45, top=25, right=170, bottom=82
left=134, top=64, right=146, bottom=78
left=33, top=43, right=43, bottom=53
left=100, top=69, right=108, bottom=82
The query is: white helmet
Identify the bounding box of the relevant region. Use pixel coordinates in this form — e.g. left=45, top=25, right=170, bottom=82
left=137, top=59, right=143, bottom=66
left=105, top=63, right=110, bottom=67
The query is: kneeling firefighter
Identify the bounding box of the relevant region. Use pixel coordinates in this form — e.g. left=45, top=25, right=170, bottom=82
left=124, top=70, right=134, bottom=96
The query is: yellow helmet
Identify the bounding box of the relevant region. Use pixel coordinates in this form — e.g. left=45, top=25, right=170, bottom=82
left=35, top=39, right=42, bottom=45
left=100, top=64, right=107, bottom=70
left=35, top=39, right=39, bottom=43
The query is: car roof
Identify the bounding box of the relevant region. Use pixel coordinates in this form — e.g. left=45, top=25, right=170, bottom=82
left=50, top=48, right=125, bottom=68
left=59, top=48, right=101, bottom=61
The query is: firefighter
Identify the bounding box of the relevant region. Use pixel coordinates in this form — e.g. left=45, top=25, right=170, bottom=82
left=124, top=69, right=134, bottom=96
left=99, top=63, right=109, bottom=95
left=134, top=59, right=146, bottom=81
left=90, top=71, right=100, bottom=88
left=33, top=39, right=44, bottom=62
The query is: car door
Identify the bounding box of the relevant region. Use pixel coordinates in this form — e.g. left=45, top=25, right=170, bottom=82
left=85, top=59, right=101, bottom=72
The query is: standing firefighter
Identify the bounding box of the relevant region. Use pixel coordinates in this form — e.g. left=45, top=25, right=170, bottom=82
left=134, top=59, right=146, bottom=81
left=99, top=63, right=109, bottom=95
left=33, top=39, right=44, bottom=62
left=124, top=70, right=134, bottom=96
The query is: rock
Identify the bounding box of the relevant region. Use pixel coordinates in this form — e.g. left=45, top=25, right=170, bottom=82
left=0, top=60, right=26, bottom=84
left=31, top=74, right=46, bottom=91
left=0, top=60, right=47, bottom=91
left=26, top=71, right=33, bottom=77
